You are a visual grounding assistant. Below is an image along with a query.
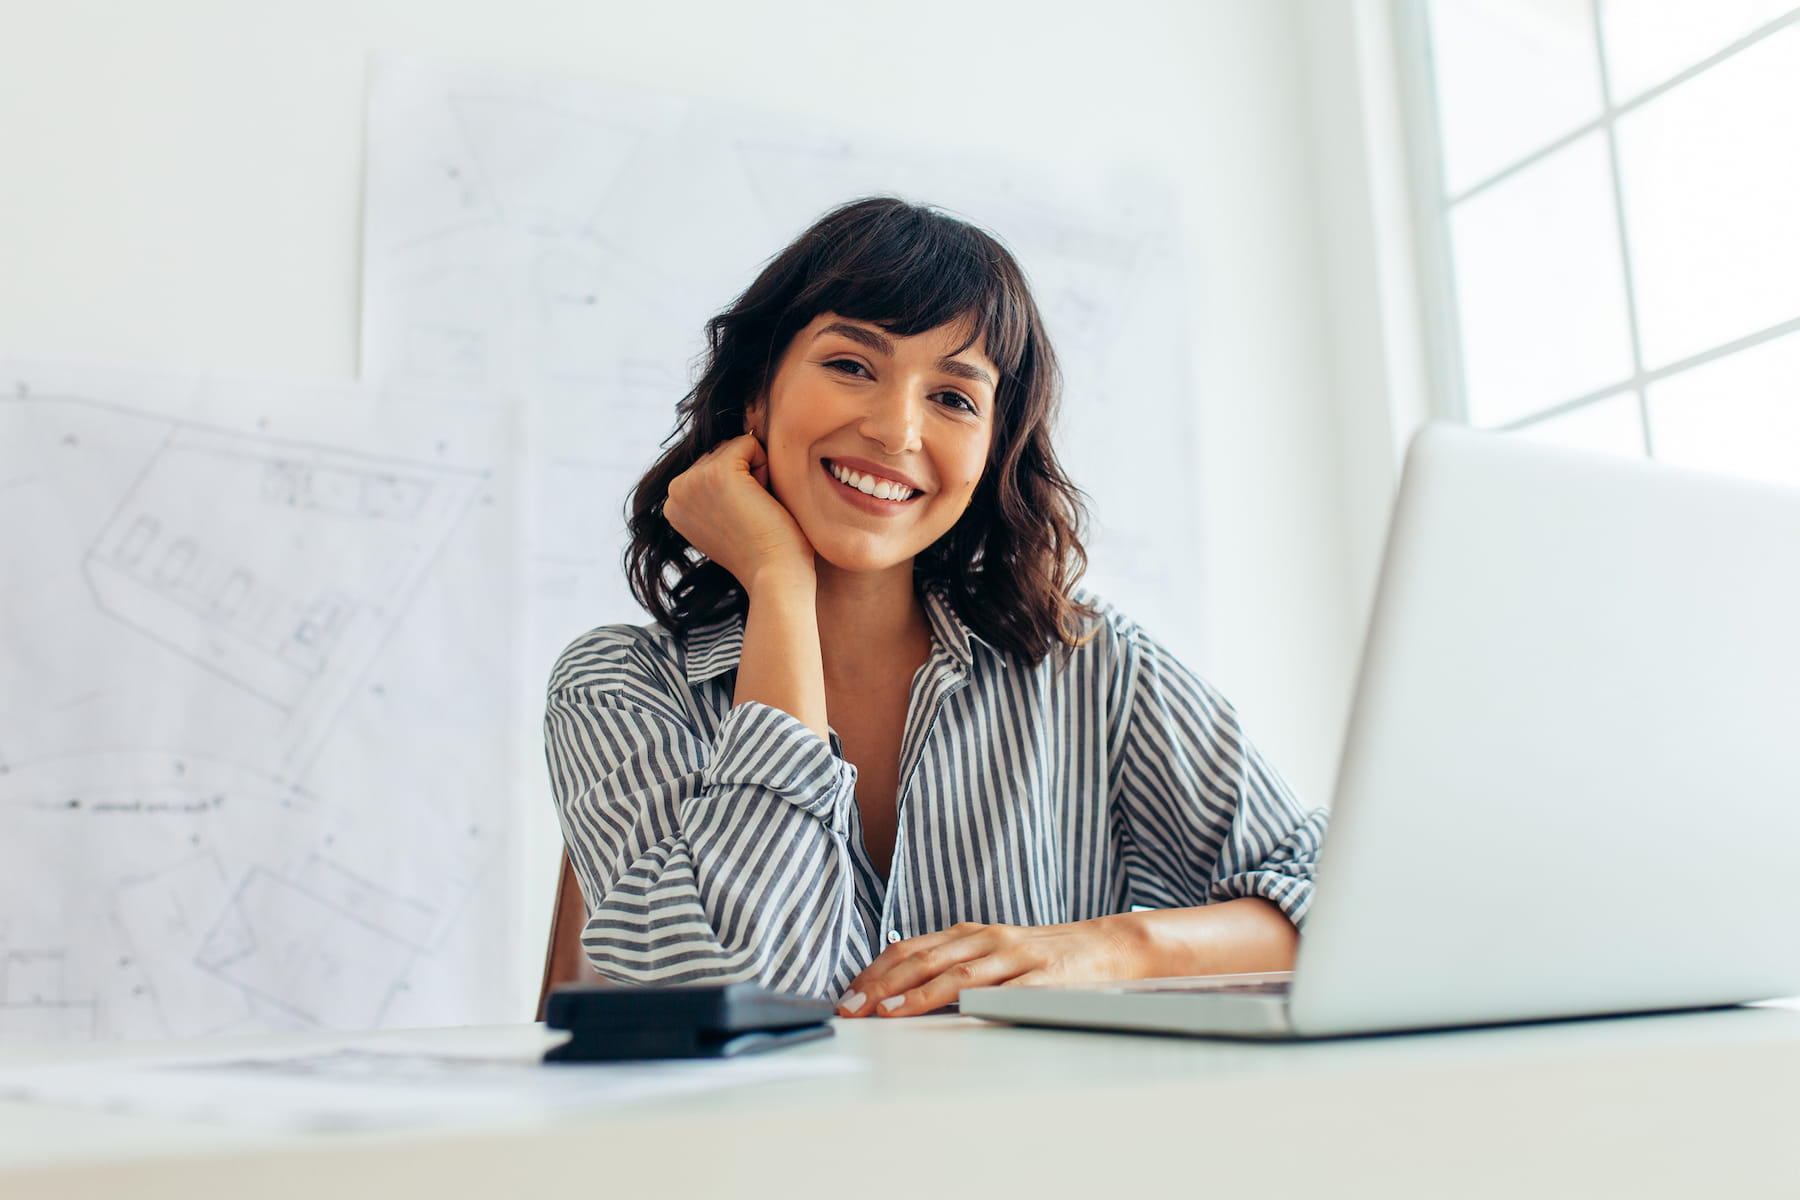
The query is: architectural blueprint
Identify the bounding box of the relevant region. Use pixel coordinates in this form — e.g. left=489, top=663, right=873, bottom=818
left=0, top=358, right=524, bottom=1042
left=361, top=54, right=1204, bottom=689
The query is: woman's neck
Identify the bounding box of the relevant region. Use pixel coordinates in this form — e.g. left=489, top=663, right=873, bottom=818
left=812, top=559, right=931, bottom=687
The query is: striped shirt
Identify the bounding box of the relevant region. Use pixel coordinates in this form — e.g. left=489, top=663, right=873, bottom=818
left=544, top=589, right=1328, bottom=998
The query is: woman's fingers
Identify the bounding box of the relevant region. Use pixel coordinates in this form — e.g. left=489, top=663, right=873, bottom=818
left=838, top=922, right=983, bottom=1008
left=1002, top=969, right=1055, bottom=987
left=872, top=947, right=1034, bottom=1017
left=738, top=433, right=773, bottom=491
left=840, top=924, right=1036, bottom=1018
left=864, top=930, right=994, bottom=1004
left=663, top=434, right=811, bottom=585
left=683, top=433, right=765, bottom=484
left=837, top=920, right=1142, bottom=1018
left=687, top=432, right=757, bottom=474
left=838, top=944, right=951, bottom=1017
left=741, top=430, right=768, bottom=467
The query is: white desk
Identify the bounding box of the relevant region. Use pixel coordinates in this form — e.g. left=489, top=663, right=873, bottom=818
left=3, top=1004, right=1799, bottom=1198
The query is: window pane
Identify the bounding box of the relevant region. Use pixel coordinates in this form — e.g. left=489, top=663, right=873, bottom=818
left=1648, top=331, right=1800, bottom=487
left=1616, top=23, right=1800, bottom=368
left=1428, top=0, right=1603, bottom=194
left=1598, top=0, right=1798, bottom=102
left=1450, top=134, right=1635, bottom=428
left=1515, top=392, right=1646, bottom=457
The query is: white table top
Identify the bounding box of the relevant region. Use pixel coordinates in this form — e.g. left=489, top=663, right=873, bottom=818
left=4, top=1002, right=1800, bottom=1198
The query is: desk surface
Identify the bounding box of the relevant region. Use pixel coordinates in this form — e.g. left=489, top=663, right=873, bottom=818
left=3, top=1003, right=1800, bottom=1199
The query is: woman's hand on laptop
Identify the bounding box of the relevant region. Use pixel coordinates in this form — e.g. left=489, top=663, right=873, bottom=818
left=835, top=901, right=1301, bottom=1018
left=835, top=918, right=1141, bottom=1019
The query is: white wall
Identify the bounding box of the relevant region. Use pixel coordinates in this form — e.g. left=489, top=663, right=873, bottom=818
left=1298, top=0, right=1435, bottom=711
left=1, top=0, right=1390, bottom=969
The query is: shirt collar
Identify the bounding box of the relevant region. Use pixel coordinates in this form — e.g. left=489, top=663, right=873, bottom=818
left=679, top=586, right=1005, bottom=687
left=921, top=586, right=1007, bottom=675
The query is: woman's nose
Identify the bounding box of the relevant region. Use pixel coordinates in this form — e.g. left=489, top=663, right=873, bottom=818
left=859, top=386, right=923, bottom=454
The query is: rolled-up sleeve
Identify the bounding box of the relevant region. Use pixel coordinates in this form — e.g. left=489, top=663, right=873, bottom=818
left=544, top=630, right=860, bottom=996
left=1106, top=622, right=1327, bottom=928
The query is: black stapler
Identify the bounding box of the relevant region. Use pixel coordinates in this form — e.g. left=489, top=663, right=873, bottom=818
left=543, top=981, right=838, bottom=1061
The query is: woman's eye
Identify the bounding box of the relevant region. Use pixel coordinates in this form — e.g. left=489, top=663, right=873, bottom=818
left=826, top=358, right=869, bottom=378
left=936, top=391, right=976, bottom=413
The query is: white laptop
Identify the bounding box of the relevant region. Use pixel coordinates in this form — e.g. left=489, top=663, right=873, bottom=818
left=961, top=423, right=1800, bottom=1039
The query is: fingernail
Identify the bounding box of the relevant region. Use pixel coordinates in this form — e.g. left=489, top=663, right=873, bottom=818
left=838, top=990, right=865, bottom=1013
left=880, top=994, right=905, bottom=1013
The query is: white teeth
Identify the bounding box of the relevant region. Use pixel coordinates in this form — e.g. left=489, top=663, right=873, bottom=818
left=829, top=461, right=915, bottom=501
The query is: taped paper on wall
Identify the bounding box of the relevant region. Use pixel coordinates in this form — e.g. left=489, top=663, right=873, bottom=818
left=0, top=358, right=525, bottom=1042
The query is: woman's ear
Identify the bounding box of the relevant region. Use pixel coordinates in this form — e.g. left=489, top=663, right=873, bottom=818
left=744, top=396, right=767, bottom=441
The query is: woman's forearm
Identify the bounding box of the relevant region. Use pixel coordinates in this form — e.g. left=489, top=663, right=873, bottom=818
left=1108, top=897, right=1300, bottom=978
left=734, top=565, right=829, bottom=741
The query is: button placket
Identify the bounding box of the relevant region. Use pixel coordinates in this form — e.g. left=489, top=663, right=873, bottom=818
left=875, top=645, right=968, bottom=957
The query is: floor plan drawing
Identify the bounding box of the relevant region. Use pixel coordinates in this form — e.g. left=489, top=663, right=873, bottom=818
left=114, top=851, right=255, bottom=1039
left=0, top=947, right=96, bottom=1042
left=0, top=359, right=525, bottom=1043
left=195, top=867, right=417, bottom=1031
left=81, top=426, right=484, bottom=776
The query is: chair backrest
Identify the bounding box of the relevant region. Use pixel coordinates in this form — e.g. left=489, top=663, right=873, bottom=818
left=537, top=849, right=603, bottom=1020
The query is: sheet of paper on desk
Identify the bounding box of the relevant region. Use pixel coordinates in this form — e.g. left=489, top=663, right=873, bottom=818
left=0, top=1031, right=860, bottom=1131
left=0, top=358, right=527, bottom=1042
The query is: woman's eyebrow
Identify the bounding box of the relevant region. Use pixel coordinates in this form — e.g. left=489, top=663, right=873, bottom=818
left=936, top=359, right=994, bottom=389
left=816, top=321, right=894, bottom=357
left=815, top=321, right=994, bottom=390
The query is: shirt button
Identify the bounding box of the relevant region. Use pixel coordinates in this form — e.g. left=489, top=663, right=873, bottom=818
left=886, top=930, right=902, bottom=945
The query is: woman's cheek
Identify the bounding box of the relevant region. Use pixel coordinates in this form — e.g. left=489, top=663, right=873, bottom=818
left=765, top=439, right=807, bottom=505
left=952, top=465, right=985, bottom=511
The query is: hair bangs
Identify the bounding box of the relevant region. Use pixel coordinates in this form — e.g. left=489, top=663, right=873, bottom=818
left=795, top=209, right=1033, bottom=380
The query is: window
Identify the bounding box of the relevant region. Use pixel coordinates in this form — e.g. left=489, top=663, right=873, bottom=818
left=1403, top=0, right=1800, bottom=488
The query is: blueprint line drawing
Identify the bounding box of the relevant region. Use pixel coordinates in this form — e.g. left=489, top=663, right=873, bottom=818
left=294, top=853, right=442, bottom=952
left=74, top=419, right=487, bottom=776
left=0, top=947, right=96, bottom=1042
left=0, top=360, right=524, bottom=1044
left=115, top=851, right=254, bottom=1038
left=196, top=867, right=416, bottom=1031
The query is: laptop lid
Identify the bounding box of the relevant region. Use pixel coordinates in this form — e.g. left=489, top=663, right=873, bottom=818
left=1288, top=424, right=1800, bottom=1036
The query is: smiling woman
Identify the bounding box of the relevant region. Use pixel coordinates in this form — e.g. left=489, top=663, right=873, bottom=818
left=626, top=196, right=1088, bottom=664
left=544, top=198, right=1327, bottom=1017
left=748, top=313, right=993, bottom=578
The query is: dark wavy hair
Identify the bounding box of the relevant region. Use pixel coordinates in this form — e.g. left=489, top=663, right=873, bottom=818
left=625, top=196, right=1095, bottom=665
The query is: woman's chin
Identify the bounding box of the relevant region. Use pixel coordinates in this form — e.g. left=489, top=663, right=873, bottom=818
left=804, top=531, right=917, bottom=578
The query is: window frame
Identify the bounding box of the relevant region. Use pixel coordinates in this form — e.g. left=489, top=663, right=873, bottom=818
left=1394, top=0, right=1800, bottom=447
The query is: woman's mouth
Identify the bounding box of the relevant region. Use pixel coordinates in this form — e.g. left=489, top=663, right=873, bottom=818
left=822, top=459, right=923, bottom=511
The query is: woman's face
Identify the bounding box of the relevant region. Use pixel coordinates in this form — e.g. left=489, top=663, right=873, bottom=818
left=748, top=312, right=997, bottom=576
